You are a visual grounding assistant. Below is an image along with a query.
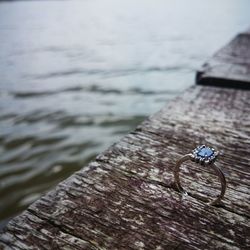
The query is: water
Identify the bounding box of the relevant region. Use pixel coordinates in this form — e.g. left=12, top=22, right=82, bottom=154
left=0, top=0, right=250, bottom=225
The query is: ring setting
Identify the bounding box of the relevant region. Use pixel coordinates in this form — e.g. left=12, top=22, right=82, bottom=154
left=174, top=145, right=226, bottom=206
left=191, top=145, right=219, bottom=165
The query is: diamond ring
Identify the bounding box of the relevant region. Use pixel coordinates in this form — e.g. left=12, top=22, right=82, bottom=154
left=173, top=145, right=227, bottom=205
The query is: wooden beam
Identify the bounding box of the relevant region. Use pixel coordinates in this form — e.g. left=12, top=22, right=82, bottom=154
left=197, top=29, right=250, bottom=89
left=0, top=85, right=249, bottom=249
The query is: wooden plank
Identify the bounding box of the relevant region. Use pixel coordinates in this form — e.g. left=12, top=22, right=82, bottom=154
left=0, top=85, right=249, bottom=250
left=196, top=29, right=250, bottom=89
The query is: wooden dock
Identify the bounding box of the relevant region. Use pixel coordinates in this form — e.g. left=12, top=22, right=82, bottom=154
left=197, top=28, right=250, bottom=89
left=0, top=31, right=250, bottom=249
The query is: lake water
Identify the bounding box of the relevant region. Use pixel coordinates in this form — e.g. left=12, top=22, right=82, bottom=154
left=0, top=0, right=250, bottom=225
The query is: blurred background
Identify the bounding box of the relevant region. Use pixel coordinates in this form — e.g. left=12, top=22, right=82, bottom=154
left=0, top=0, right=250, bottom=227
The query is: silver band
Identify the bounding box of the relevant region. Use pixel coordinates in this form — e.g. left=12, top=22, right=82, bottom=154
left=174, top=153, right=227, bottom=205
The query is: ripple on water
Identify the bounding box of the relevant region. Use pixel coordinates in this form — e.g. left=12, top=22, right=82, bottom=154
left=1, top=0, right=250, bottom=226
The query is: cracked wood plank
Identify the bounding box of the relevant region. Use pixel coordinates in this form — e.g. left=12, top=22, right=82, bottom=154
left=0, top=85, right=249, bottom=250
left=196, top=28, right=250, bottom=89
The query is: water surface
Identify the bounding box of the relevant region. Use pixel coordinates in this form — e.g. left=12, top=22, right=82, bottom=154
left=0, top=0, right=250, bottom=225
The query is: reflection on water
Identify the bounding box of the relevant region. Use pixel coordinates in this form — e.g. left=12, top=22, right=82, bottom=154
left=0, top=0, right=250, bottom=225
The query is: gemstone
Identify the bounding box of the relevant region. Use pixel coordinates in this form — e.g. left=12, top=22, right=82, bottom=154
left=197, top=147, right=213, bottom=157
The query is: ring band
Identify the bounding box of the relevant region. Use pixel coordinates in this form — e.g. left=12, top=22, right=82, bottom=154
left=174, top=145, right=227, bottom=205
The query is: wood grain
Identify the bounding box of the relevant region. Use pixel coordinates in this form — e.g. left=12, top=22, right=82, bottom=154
left=0, top=85, right=249, bottom=250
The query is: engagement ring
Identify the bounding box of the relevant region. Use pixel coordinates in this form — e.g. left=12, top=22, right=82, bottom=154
left=174, top=145, right=226, bottom=205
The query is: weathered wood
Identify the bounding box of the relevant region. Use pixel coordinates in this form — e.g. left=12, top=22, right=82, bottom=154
left=197, top=29, right=250, bottom=89
left=0, top=85, right=249, bottom=250
left=1, top=29, right=250, bottom=250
